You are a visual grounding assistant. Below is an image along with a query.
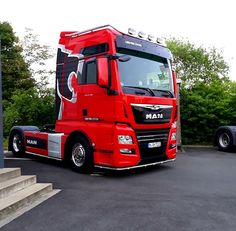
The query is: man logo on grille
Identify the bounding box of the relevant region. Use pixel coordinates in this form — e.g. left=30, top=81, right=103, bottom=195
left=146, top=113, right=164, bottom=119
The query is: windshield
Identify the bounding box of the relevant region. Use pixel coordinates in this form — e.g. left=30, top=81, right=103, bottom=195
left=117, top=49, right=173, bottom=97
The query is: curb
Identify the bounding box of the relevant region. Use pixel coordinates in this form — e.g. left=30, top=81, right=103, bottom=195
left=177, top=145, right=215, bottom=153
left=182, top=145, right=214, bottom=148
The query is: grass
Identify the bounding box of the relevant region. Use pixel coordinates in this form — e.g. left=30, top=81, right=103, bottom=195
left=3, top=137, right=8, bottom=150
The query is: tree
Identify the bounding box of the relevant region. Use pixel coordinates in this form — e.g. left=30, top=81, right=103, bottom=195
left=3, top=88, right=55, bottom=136
left=166, top=39, right=233, bottom=144
left=21, top=28, right=55, bottom=90
left=180, top=80, right=236, bottom=144
left=0, top=22, right=35, bottom=102
left=166, top=39, right=229, bottom=87
left=1, top=23, right=56, bottom=136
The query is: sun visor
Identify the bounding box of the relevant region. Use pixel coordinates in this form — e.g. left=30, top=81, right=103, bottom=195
left=116, top=35, right=172, bottom=60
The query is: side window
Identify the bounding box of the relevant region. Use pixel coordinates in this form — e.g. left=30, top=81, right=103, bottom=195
left=78, top=43, right=108, bottom=85
left=80, top=43, right=108, bottom=57
left=85, top=60, right=97, bottom=84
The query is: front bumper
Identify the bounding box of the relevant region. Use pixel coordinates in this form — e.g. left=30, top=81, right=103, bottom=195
left=95, top=158, right=176, bottom=170
left=93, top=123, right=177, bottom=168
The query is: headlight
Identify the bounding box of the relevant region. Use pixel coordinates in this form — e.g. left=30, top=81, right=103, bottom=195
left=171, top=132, right=176, bottom=141
left=118, top=135, right=133, bottom=144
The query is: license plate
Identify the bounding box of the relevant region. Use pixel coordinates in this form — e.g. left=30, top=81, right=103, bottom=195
left=148, top=142, right=161, bottom=148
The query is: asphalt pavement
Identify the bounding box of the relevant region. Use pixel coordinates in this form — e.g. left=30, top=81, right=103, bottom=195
left=1, top=147, right=236, bottom=231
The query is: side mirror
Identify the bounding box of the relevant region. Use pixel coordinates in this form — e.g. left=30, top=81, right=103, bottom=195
left=97, top=57, right=109, bottom=88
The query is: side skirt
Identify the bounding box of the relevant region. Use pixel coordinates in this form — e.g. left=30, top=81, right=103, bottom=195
left=26, top=152, right=62, bottom=161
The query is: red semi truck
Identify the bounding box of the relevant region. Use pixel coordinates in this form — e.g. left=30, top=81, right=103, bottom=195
left=8, top=25, right=178, bottom=173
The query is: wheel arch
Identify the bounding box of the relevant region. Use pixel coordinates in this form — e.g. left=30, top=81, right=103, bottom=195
left=64, top=130, right=94, bottom=161
left=8, top=126, right=40, bottom=151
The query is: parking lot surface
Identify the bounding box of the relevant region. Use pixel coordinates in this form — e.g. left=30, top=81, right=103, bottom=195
left=2, top=147, right=236, bottom=231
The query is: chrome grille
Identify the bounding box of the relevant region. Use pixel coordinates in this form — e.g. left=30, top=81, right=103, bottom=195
left=135, top=129, right=170, bottom=164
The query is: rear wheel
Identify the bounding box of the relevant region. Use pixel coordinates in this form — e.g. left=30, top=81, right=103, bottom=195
left=69, top=136, right=94, bottom=173
left=216, top=128, right=234, bottom=151
left=9, top=130, right=25, bottom=157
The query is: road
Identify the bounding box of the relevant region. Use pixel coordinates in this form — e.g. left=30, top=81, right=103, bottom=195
left=2, top=148, right=236, bottom=231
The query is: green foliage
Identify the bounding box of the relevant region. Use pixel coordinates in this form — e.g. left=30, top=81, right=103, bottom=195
left=180, top=80, right=236, bottom=144
left=3, top=137, right=8, bottom=149
left=1, top=22, right=56, bottom=137
left=167, top=39, right=229, bottom=87
left=21, top=28, right=55, bottom=90
left=167, top=39, right=234, bottom=144
left=0, top=22, right=35, bottom=102
left=3, top=88, right=55, bottom=136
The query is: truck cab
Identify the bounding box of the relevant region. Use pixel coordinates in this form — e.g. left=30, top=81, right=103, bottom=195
left=9, top=25, right=177, bottom=173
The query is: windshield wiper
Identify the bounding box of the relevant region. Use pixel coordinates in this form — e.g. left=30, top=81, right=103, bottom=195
left=124, top=86, right=155, bottom=96
left=152, top=89, right=174, bottom=98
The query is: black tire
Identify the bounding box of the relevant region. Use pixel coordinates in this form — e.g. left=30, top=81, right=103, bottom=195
left=216, top=128, right=234, bottom=152
left=9, top=130, right=25, bottom=157
left=69, top=136, right=94, bottom=173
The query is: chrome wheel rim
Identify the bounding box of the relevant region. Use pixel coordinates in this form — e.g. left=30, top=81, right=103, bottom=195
left=219, top=133, right=230, bottom=148
left=12, top=134, right=21, bottom=152
left=72, top=143, right=86, bottom=167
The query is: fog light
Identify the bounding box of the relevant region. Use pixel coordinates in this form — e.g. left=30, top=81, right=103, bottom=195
left=171, top=132, right=176, bottom=141
left=120, top=148, right=133, bottom=154
left=169, top=144, right=176, bottom=149
left=118, top=135, right=133, bottom=144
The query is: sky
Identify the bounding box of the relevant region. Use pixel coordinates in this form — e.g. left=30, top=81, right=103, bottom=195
left=1, top=0, right=236, bottom=80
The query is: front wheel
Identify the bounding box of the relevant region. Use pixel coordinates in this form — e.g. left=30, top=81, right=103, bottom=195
left=69, top=136, right=94, bottom=173
left=216, top=129, right=234, bottom=151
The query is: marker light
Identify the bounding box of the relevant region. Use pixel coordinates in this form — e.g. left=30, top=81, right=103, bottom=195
left=148, top=34, right=155, bottom=41
left=156, top=37, right=162, bottom=43
left=138, top=31, right=146, bottom=38
left=128, top=28, right=136, bottom=36
left=156, top=37, right=167, bottom=46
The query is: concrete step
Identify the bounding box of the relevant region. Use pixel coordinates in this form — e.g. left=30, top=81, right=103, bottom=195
left=0, top=175, right=36, bottom=199
left=0, top=168, right=21, bottom=183
left=0, top=183, right=53, bottom=221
